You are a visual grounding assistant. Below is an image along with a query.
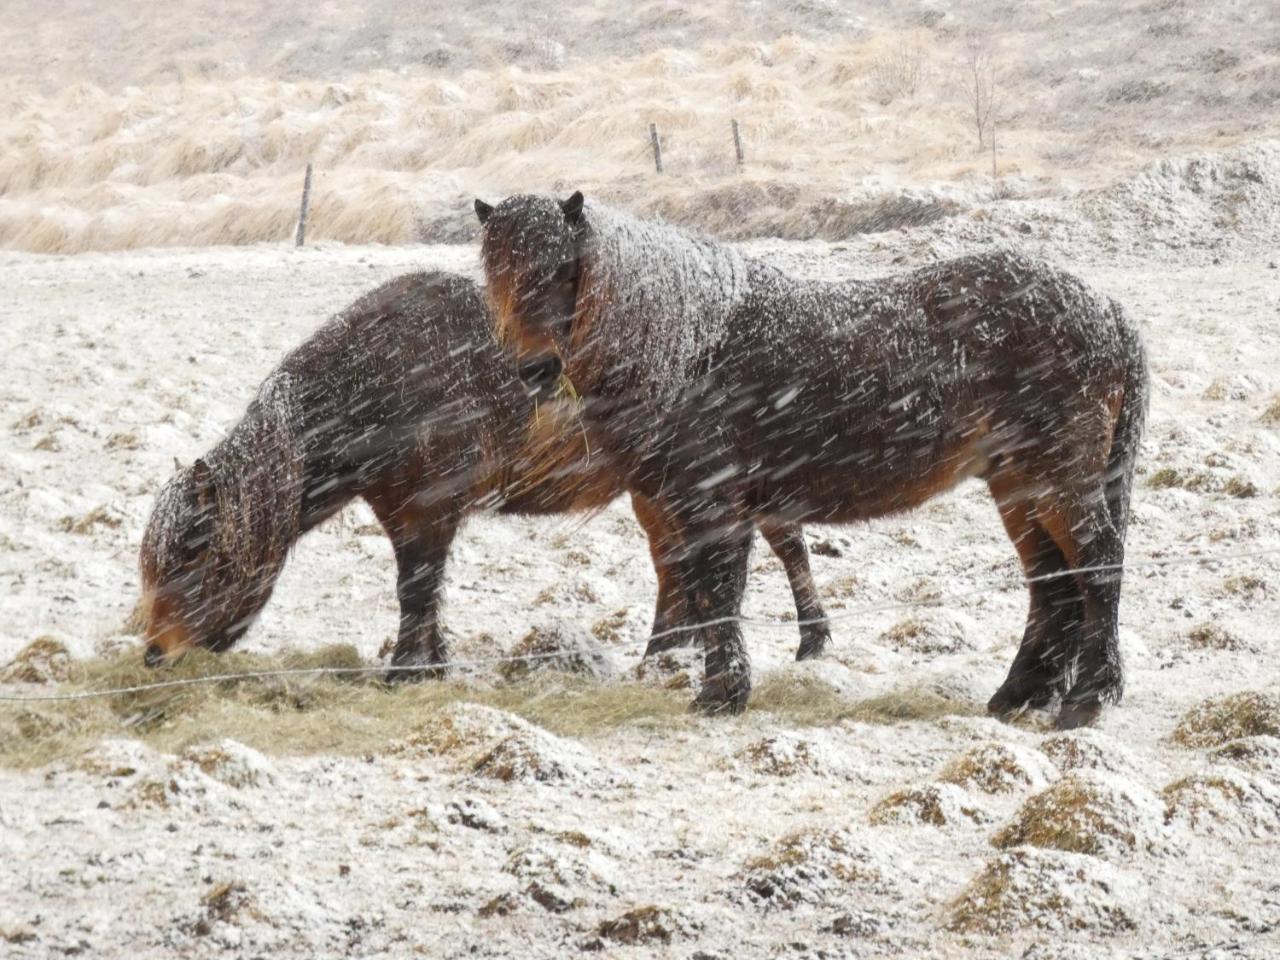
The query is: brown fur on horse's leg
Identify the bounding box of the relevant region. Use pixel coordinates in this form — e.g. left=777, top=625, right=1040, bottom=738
left=631, top=494, right=694, bottom=656
left=1037, top=499, right=1125, bottom=730
left=365, top=485, right=459, bottom=683
left=987, top=495, right=1081, bottom=718
left=757, top=519, right=831, bottom=661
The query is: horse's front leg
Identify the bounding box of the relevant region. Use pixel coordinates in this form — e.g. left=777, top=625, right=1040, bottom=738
left=631, top=493, right=695, bottom=656
left=366, top=487, right=460, bottom=683
left=678, top=519, right=755, bottom=715
left=757, top=519, right=831, bottom=661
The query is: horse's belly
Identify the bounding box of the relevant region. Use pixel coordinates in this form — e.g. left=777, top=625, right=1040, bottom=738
left=749, top=428, right=992, bottom=525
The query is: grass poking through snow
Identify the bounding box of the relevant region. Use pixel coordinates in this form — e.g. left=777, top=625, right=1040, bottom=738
left=0, top=645, right=990, bottom=769
left=0, top=645, right=688, bottom=769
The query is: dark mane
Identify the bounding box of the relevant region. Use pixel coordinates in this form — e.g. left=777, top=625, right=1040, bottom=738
left=140, top=380, right=304, bottom=649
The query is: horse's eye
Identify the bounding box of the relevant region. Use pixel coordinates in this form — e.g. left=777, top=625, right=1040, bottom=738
left=554, top=262, right=576, bottom=284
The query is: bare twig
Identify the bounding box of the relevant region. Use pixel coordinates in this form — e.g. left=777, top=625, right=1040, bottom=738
left=959, top=33, right=999, bottom=151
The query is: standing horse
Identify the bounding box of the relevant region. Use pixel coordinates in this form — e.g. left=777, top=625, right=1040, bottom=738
left=139, top=270, right=830, bottom=674
left=475, top=194, right=1148, bottom=729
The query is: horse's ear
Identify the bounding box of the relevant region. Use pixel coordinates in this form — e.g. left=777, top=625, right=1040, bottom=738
left=560, top=191, right=585, bottom=224
left=474, top=198, right=494, bottom=224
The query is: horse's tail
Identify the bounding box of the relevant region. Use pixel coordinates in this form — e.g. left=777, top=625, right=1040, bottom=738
left=1105, top=302, right=1149, bottom=545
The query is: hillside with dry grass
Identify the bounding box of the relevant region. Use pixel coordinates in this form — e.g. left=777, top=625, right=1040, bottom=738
left=2, top=0, right=1279, bottom=252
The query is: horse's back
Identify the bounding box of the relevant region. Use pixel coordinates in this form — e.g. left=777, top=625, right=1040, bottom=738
left=275, top=271, right=509, bottom=423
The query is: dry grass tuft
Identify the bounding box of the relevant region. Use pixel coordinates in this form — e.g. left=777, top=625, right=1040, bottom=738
left=1185, top=622, right=1247, bottom=651
left=878, top=611, right=972, bottom=655
left=1222, top=476, right=1259, bottom=499
left=733, top=733, right=826, bottom=777
left=937, top=743, right=1056, bottom=794
left=1, top=636, right=72, bottom=684
left=1039, top=731, right=1140, bottom=778
left=1170, top=691, right=1280, bottom=748
left=1147, top=466, right=1217, bottom=492
left=869, top=783, right=991, bottom=827
left=1162, top=766, right=1280, bottom=834
left=947, top=849, right=1143, bottom=934
left=752, top=672, right=978, bottom=727
left=498, top=624, right=614, bottom=683
left=1208, top=735, right=1280, bottom=775
left=596, top=906, right=686, bottom=945
left=0, top=646, right=688, bottom=769
left=990, top=773, right=1164, bottom=857
left=739, top=828, right=892, bottom=909
left=56, top=505, right=123, bottom=534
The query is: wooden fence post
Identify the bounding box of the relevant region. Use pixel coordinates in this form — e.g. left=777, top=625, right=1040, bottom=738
left=991, top=121, right=998, bottom=183
left=295, top=162, right=313, bottom=247
left=649, top=122, right=663, bottom=174
left=731, top=119, right=744, bottom=171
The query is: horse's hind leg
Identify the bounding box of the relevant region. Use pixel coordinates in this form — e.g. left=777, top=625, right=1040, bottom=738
left=365, top=486, right=459, bottom=682
left=1037, top=497, right=1125, bottom=730
left=632, top=494, right=693, bottom=657
left=987, top=496, right=1082, bottom=718
left=757, top=519, right=831, bottom=661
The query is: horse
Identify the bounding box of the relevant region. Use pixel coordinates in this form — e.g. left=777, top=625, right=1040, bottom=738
left=474, top=193, right=1149, bottom=729
left=138, top=270, right=831, bottom=676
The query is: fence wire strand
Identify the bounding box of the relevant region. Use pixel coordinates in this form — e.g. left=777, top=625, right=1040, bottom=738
left=2, top=546, right=1278, bottom=704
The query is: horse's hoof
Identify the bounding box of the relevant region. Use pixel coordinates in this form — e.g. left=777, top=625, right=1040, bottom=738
left=642, top=632, right=694, bottom=658
left=691, top=673, right=751, bottom=716
left=1055, top=699, right=1103, bottom=730
left=987, top=680, right=1056, bottom=720
left=795, top=625, right=831, bottom=662
left=384, top=661, right=446, bottom=684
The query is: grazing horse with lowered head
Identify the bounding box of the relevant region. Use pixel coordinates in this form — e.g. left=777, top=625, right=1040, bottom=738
left=139, top=270, right=831, bottom=673
left=475, top=193, right=1148, bottom=729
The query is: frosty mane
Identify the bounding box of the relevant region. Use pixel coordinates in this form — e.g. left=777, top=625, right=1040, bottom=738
left=574, top=202, right=749, bottom=398
left=141, top=372, right=305, bottom=635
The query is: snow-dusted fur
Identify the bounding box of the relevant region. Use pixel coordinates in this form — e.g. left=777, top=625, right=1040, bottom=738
left=138, top=270, right=830, bottom=672
left=480, top=196, right=1149, bottom=729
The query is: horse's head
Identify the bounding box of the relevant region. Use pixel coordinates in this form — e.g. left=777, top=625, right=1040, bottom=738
left=475, top=191, right=585, bottom=400
left=138, top=459, right=264, bottom=665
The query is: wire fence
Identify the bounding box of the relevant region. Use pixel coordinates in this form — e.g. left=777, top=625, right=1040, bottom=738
left=2, top=546, right=1278, bottom=704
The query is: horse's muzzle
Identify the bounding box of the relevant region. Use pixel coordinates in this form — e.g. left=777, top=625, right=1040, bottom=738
left=518, top=355, right=563, bottom=399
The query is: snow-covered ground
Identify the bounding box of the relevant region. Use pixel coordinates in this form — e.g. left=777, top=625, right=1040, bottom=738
left=2, top=175, right=1280, bottom=957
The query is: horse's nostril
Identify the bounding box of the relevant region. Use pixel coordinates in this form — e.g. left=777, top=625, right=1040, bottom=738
left=143, top=643, right=165, bottom=668
left=518, top=357, right=563, bottom=389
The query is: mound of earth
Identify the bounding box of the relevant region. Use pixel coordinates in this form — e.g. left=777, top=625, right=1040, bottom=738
left=737, top=828, right=899, bottom=910
left=1171, top=691, right=1280, bottom=748
left=498, top=622, right=616, bottom=683
left=1163, top=766, right=1280, bottom=836
left=391, top=702, right=535, bottom=760
left=870, top=783, right=992, bottom=827
left=878, top=610, right=976, bottom=655
left=937, top=742, right=1058, bottom=795
left=179, top=739, right=277, bottom=789
left=1208, top=735, right=1280, bottom=777
left=991, top=772, right=1167, bottom=858
left=471, top=725, right=622, bottom=787
left=501, top=842, right=622, bottom=914
left=1, top=636, right=71, bottom=684
left=730, top=732, right=832, bottom=777
left=948, top=848, right=1147, bottom=935
left=1039, top=730, right=1144, bottom=779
